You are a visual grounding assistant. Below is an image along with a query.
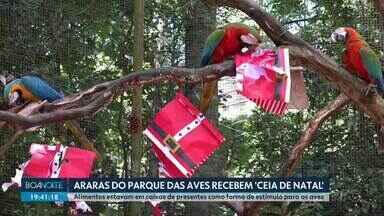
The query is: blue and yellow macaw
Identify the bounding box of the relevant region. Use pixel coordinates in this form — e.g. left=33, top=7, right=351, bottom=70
left=1, top=73, right=100, bottom=159
left=2, top=74, right=64, bottom=105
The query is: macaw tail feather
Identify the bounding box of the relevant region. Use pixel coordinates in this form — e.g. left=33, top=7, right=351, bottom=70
left=200, top=80, right=217, bottom=113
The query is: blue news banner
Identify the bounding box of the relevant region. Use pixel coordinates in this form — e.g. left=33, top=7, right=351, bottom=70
left=21, top=177, right=330, bottom=203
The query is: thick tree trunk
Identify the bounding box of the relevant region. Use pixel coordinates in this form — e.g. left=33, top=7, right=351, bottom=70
left=127, top=0, right=144, bottom=215
left=374, top=0, right=384, bottom=18
left=184, top=0, right=224, bottom=215
left=131, top=0, right=144, bottom=179
left=184, top=0, right=216, bottom=67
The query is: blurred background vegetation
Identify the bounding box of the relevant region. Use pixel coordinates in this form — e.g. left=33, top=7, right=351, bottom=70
left=0, top=0, right=384, bottom=215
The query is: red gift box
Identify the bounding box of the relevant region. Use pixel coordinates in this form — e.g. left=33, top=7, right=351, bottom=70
left=235, top=48, right=291, bottom=116
left=23, top=143, right=97, bottom=178
left=2, top=143, right=96, bottom=212
left=2, top=144, right=96, bottom=188
left=143, top=93, right=225, bottom=177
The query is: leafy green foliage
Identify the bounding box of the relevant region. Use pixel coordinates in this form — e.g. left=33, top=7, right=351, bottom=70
left=1, top=0, right=384, bottom=215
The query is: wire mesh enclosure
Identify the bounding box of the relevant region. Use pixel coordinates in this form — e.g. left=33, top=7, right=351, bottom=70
left=0, top=0, right=384, bottom=215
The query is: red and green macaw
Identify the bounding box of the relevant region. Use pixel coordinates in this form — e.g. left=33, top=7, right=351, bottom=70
left=2, top=74, right=64, bottom=105
left=331, top=27, right=384, bottom=94
left=200, top=23, right=262, bottom=112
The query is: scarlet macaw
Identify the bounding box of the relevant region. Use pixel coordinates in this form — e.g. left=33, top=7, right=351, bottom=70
left=200, top=23, right=262, bottom=112
left=331, top=27, right=384, bottom=94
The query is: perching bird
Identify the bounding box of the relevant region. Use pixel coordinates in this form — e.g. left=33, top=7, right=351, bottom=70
left=331, top=27, right=384, bottom=95
left=199, top=23, right=262, bottom=112
left=2, top=74, right=64, bottom=105
left=1, top=73, right=101, bottom=158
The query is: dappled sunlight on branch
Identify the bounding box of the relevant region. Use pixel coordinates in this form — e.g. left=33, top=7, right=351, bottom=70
left=0, top=61, right=235, bottom=129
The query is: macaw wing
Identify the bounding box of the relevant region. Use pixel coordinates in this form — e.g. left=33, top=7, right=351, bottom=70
left=360, top=47, right=383, bottom=81
left=21, top=75, right=64, bottom=102
left=200, top=29, right=225, bottom=66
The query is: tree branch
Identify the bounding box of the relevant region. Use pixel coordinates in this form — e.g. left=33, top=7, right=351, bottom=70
left=282, top=16, right=319, bottom=26
left=209, top=1, right=375, bottom=215
left=0, top=91, right=113, bottom=129
left=0, top=61, right=235, bottom=129
left=226, top=94, right=350, bottom=215
left=217, top=0, right=384, bottom=126
left=373, top=0, right=384, bottom=18
left=276, top=94, right=351, bottom=215
left=0, top=1, right=377, bottom=215
left=283, top=94, right=350, bottom=176
left=64, top=120, right=101, bottom=159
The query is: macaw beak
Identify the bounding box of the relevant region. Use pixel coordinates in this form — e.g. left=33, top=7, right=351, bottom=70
left=0, top=75, right=6, bottom=86
left=331, top=28, right=347, bottom=43
left=9, top=91, right=20, bottom=106
left=240, top=33, right=260, bottom=46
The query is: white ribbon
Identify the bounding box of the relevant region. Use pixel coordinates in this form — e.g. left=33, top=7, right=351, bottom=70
left=50, top=145, right=67, bottom=178
left=173, top=114, right=205, bottom=142
left=75, top=201, right=92, bottom=212
left=49, top=145, right=92, bottom=213
left=2, top=144, right=92, bottom=213
left=2, top=161, right=29, bottom=192
left=1, top=143, right=49, bottom=191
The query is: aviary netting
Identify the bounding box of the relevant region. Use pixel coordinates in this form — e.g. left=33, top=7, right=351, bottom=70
left=1, top=0, right=384, bottom=215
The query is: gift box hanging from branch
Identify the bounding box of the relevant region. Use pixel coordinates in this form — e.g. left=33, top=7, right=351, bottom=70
left=145, top=93, right=226, bottom=216
left=2, top=143, right=97, bottom=213
left=143, top=93, right=225, bottom=178
left=235, top=47, right=308, bottom=116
